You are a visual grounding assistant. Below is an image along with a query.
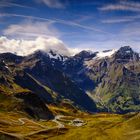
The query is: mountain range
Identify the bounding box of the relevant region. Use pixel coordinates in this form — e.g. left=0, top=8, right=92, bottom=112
left=0, top=46, right=140, bottom=120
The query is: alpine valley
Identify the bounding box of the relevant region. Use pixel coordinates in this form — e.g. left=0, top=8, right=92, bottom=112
left=0, top=46, right=140, bottom=140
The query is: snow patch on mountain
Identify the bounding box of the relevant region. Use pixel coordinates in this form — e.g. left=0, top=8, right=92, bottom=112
left=48, top=52, right=61, bottom=60
left=83, top=49, right=117, bottom=70
left=96, top=49, right=116, bottom=58
left=47, top=51, right=68, bottom=61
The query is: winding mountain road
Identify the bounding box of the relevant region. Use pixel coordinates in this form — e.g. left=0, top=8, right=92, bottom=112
left=52, top=115, right=65, bottom=128
left=0, top=115, right=85, bottom=139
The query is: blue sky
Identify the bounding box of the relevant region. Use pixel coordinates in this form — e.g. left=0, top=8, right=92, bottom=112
left=0, top=0, right=140, bottom=54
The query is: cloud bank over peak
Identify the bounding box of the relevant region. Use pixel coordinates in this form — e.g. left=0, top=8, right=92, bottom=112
left=0, top=36, right=71, bottom=56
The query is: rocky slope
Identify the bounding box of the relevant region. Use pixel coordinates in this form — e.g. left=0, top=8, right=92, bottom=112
left=0, top=58, right=54, bottom=120
left=83, top=46, right=140, bottom=113
left=19, top=50, right=97, bottom=112
left=0, top=50, right=97, bottom=120
left=47, top=46, right=140, bottom=113
left=0, top=46, right=140, bottom=115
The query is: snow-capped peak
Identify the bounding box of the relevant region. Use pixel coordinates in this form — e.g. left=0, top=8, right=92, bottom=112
left=96, top=49, right=116, bottom=58
left=47, top=50, right=68, bottom=61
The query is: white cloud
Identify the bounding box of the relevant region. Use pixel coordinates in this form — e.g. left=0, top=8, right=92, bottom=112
left=36, top=0, right=65, bottom=8
left=0, top=35, right=139, bottom=57
left=3, top=20, right=59, bottom=39
left=99, top=4, right=140, bottom=12
left=0, top=36, right=71, bottom=56
left=68, top=48, right=82, bottom=55
left=99, top=1, right=140, bottom=12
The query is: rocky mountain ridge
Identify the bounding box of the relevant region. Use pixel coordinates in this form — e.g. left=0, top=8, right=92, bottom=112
left=0, top=46, right=140, bottom=118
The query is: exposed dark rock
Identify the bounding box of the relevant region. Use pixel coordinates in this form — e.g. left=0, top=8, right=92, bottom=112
left=15, top=92, right=54, bottom=120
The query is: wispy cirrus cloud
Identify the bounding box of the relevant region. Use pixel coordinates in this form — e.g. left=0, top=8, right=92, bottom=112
left=0, top=1, right=34, bottom=9
left=101, top=15, right=140, bottom=24
left=101, top=14, right=140, bottom=24
left=99, top=0, right=140, bottom=12
left=101, top=18, right=133, bottom=23
left=36, top=0, right=66, bottom=9
left=121, top=22, right=140, bottom=38
left=3, top=20, right=59, bottom=39
left=0, top=13, right=112, bottom=35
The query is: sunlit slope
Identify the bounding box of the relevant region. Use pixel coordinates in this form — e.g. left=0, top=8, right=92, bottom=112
left=49, top=113, right=140, bottom=140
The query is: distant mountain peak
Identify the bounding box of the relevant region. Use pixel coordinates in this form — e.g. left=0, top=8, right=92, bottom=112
left=117, top=46, right=133, bottom=54
left=48, top=50, right=68, bottom=61
left=114, top=46, right=139, bottom=63
left=28, top=49, right=68, bottom=62
left=29, top=50, right=48, bottom=59
left=74, top=50, right=97, bottom=60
